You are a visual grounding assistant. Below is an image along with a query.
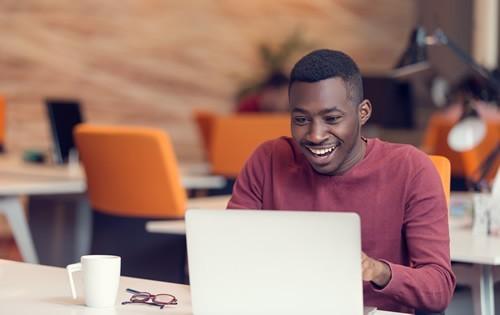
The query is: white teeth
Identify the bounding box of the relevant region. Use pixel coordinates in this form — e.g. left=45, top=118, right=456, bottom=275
left=309, top=146, right=336, bottom=155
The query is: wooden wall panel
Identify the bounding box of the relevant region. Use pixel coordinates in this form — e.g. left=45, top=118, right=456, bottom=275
left=0, top=0, right=415, bottom=161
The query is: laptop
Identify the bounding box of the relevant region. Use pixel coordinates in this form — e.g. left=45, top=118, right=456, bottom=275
left=186, top=209, right=375, bottom=315
left=45, top=99, right=84, bottom=164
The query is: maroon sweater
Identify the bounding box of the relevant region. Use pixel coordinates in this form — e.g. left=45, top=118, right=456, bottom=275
left=228, top=137, right=455, bottom=314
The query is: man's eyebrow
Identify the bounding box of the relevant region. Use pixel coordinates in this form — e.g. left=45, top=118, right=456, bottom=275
left=292, top=107, right=308, bottom=114
left=292, top=107, right=345, bottom=114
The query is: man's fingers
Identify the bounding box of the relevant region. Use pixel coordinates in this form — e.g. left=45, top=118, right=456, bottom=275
left=361, top=252, right=375, bottom=281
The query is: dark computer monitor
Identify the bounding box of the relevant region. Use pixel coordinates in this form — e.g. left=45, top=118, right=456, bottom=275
left=45, top=99, right=84, bottom=164
left=362, top=76, right=414, bottom=129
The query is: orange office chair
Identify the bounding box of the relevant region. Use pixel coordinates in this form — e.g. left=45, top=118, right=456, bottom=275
left=422, top=109, right=499, bottom=187
left=416, top=155, right=449, bottom=315
left=0, top=96, right=5, bottom=152
left=459, top=120, right=499, bottom=186
left=210, top=114, right=290, bottom=177
left=428, top=155, right=451, bottom=207
left=422, top=114, right=464, bottom=178
left=75, top=124, right=188, bottom=282
left=193, top=110, right=216, bottom=161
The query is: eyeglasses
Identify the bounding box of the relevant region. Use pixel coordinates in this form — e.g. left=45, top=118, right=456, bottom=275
left=121, top=288, right=178, bottom=309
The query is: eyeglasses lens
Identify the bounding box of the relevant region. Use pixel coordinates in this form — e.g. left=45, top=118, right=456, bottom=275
left=154, top=294, right=177, bottom=304
left=131, top=293, right=151, bottom=302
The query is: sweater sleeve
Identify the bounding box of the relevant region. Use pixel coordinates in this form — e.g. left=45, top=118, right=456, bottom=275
left=227, top=142, right=271, bottom=209
left=372, top=151, right=456, bottom=312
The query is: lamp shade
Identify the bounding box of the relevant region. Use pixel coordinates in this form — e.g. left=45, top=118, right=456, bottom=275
left=447, top=116, right=487, bottom=152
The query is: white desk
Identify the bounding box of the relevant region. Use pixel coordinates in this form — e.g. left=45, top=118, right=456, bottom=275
left=0, top=156, right=225, bottom=264
left=0, top=259, right=408, bottom=315
left=450, top=219, right=500, bottom=315
left=448, top=191, right=500, bottom=315
left=0, top=156, right=225, bottom=190
left=146, top=195, right=231, bottom=234
left=146, top=194, right=500, bottom=315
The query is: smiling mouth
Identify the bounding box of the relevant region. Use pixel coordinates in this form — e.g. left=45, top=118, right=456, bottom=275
left=306, top=145, right=339, bottom=158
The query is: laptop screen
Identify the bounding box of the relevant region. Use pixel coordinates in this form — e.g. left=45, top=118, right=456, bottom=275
left=186, top=209, right=363, bottom=315
left=45, top=99, right=83, bottom=164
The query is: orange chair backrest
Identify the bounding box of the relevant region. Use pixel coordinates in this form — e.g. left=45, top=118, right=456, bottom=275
left=423, top=112, right=499, bottom=183
left=0, top=96, right=5, bottom=149
left=75, top=124, right=187, bottom=218
left=210, top=114, right=290, bottom=177
left=193, top=110, right=216, bottom=161
left=422, top=114, right=465, bottom=177
left=429, top=155, right=451, bottom=207
left=460, top=120, right=499, bottom=183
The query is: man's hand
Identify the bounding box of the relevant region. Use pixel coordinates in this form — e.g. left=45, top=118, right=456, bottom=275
left=362, top=252, right=391, bottom=288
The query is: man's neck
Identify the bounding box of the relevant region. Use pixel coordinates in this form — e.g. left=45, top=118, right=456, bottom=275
left=335, top=137, right=367, bottom=175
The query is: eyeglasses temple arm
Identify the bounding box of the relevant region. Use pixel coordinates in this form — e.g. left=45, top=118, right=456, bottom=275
left=126, top=288, right=142, bottom=294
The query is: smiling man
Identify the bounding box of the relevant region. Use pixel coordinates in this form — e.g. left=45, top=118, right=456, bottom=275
left=227, top=49, right=455, bottom=314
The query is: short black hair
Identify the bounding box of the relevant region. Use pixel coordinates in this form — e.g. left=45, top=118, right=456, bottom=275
left=289, top=49, right=363, bottom=104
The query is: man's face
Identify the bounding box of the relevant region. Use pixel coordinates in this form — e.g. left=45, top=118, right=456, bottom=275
left=289, top=77, right=370, bottom=175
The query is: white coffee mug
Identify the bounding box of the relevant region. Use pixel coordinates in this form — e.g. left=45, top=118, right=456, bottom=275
left=66, top=255, right=121, bottom=308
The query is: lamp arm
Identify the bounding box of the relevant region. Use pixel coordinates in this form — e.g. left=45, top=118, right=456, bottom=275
left=432, top=29, right=500, bottom=93
left=476, top=143, right=500, bottom=190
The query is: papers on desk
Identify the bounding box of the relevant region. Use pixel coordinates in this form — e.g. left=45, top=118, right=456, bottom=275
left=450, top=193, right=473, bottom=229
left=473, top=194, right=491, bottom=235
left=450, top=185, right=500, bottom=237
left=490, top=168, right=500, bottom=235
left=470, top=168, right=500, bottom=236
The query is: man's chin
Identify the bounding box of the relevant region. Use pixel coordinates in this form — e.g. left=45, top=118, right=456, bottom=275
left=310, top=162, right=337, bottom=176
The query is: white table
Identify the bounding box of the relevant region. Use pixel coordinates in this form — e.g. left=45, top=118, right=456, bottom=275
left=448, top=191, right=500, bottom=315
left=450, top=219, right=500, bottom=315
left=450, top=230, right=500, bottom=315
left=0, top=156, right=225, bottom=190
left=0, top=259, right=408, bottom=315
left=146, top=194, right=500, bottom=315
left=0, top=156, right=225, bottom=264
left=146, top=195, right=231, bottom=234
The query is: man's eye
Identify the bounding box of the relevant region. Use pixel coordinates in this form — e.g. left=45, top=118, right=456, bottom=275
left=293, top=116, right=308, bottom=125
left=325, top=116, right=341, bottom=124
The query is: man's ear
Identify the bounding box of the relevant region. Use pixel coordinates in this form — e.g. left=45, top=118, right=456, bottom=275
left=358, top=100, right=372, bottom=126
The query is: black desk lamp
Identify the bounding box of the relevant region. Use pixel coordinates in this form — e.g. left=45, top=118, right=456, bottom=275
left=394, top=27, right=500, bottom=190
left=394, top=27, right=499, bottom=98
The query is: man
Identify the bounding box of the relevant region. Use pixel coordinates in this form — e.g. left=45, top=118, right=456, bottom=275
left=228, top=49, right=455, bottom=314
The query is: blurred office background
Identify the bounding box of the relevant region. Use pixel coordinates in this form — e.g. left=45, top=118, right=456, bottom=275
left=2, top=0, right=484, bottom=160
left=0, top=1, right=498, bottom=313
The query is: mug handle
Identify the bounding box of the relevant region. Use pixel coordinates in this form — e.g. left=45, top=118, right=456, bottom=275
left=66, top=263, right=82, bottom=299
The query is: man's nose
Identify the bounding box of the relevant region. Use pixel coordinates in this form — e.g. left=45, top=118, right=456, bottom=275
left=307, top=120, right=328, bottom=144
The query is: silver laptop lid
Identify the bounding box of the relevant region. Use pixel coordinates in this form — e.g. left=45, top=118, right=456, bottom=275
left=186, top=209, right=363, bottom=315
